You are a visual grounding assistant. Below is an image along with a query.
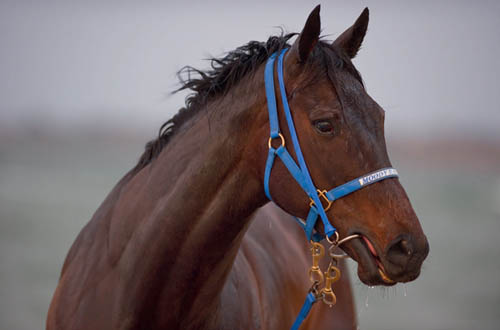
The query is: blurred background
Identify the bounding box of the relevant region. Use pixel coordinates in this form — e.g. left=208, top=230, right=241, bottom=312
left=1, top=0, right=499, bottom=329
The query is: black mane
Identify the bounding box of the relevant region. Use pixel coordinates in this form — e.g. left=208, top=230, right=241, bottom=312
left=134, top=33, right=362, bottom=171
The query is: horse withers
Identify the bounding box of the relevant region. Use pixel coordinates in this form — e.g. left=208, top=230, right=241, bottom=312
left=47, top=5, right=428, bottom=330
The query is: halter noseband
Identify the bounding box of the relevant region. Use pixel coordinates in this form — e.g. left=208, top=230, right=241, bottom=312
left=264, top=49, right=399, bottom=242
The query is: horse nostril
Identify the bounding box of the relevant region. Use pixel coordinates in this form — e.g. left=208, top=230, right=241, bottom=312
left=400, top=239, right=412, bottom=256
left=386, top=236, right=414, bottom=267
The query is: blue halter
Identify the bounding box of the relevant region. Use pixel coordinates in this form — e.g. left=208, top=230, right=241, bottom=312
left=264, top=49, right=398, bottom=242
left=263, top=49, right=399, bottom=329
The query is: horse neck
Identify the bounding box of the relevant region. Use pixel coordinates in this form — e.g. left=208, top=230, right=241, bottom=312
left=110, top=67, right=270, bottom=327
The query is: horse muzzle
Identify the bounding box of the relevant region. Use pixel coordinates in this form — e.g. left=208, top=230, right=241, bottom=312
left=345, top=233, right=429, bottom=286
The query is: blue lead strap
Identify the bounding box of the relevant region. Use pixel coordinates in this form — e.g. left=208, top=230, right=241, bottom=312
left=291, top=292, right=317, bottom=330
left=263, top=50, right=400, bottom=330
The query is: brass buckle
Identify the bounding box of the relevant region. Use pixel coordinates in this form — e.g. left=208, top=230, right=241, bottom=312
left=309, top=189, right=333, bottom=212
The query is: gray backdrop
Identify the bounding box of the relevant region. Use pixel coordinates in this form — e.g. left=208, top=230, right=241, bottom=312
left=1, top=1, right=499, bottom=329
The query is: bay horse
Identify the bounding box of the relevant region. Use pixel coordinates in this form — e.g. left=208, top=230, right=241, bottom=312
left=47, top=6, right=429, bottom=330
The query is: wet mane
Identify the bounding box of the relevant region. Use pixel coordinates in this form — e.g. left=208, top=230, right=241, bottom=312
left=134, top=33, right=362, bottom=171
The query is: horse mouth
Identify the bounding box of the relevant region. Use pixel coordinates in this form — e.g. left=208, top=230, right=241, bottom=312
left=345, top=234, right=396, bottom=286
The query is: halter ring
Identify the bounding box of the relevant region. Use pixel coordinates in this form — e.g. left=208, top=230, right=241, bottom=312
left=268, top=133, right=285, bottom=149
left=326, top=231, right=339, bottom=245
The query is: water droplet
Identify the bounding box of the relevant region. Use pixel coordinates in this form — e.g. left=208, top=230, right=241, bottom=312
left=364, top=286, right=374, bottom=308
left=403, top=284, right=408, bottom=297
left=380, top=287, right=388, bottom=299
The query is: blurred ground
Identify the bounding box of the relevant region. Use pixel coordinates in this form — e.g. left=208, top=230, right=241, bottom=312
left=0, top=130, right=499, bottom=330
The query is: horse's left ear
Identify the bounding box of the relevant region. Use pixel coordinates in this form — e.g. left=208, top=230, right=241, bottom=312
left=289, top=5, right=321, bottom=64
left=333, top=7, right=369, bottom=59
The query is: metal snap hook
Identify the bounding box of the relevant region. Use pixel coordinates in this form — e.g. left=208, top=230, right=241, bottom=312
left=308, top=242, right=325, bottom=284
left=321, top=264, right=341, bottom=307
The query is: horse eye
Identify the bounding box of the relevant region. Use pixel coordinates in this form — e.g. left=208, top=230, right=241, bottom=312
left=314, top=120, right=335, bottom=135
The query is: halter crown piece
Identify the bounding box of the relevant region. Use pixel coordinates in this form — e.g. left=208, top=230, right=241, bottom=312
left=263, top=49, right=399, bottom=329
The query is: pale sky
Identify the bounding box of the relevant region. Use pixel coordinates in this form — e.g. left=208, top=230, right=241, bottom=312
left=1, top=0, right=499, bottom=139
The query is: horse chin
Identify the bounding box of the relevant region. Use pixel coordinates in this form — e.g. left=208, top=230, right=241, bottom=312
left=343, top=236, right=397, bottom=287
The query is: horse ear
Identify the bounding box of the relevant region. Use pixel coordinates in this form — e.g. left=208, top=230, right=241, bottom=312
left=289, top=5, right=321, bottom=63
left=333, top=7, right=369, bottom=59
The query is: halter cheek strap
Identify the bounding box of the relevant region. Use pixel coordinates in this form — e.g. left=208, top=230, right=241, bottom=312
left=264, top=49, right=336, bottom=239
left=264, top=49, right=399, bottom=242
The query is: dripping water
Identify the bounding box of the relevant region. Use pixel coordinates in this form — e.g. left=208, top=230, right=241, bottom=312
left=364, top=285, right=375, bottom=308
